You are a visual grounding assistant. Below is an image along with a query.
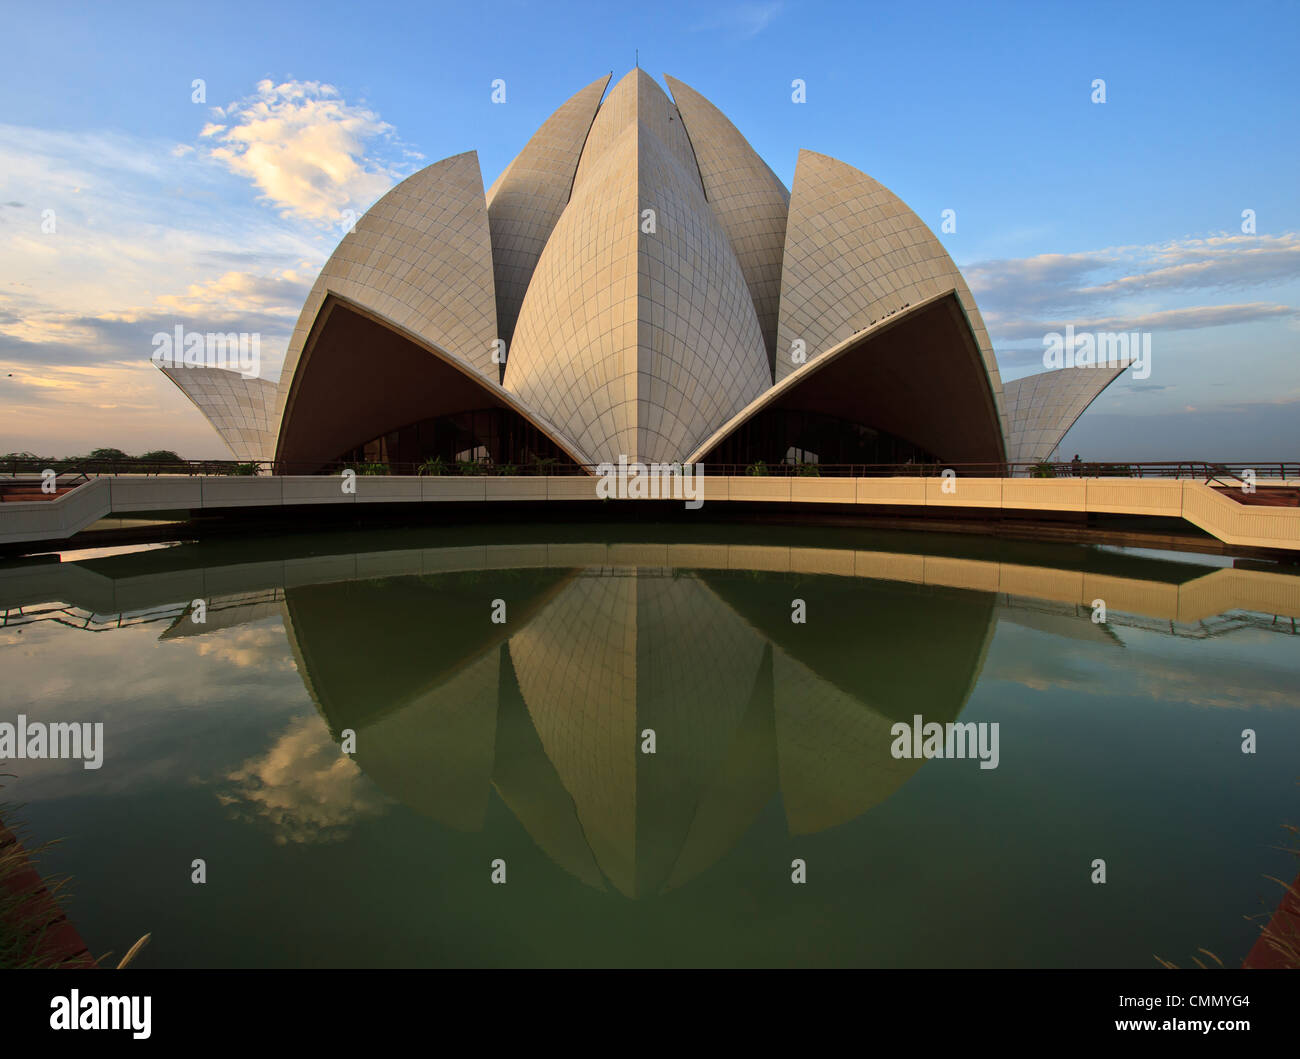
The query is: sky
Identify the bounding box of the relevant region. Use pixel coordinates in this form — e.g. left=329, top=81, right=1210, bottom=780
left=0, top=0, right=1296, bottom=460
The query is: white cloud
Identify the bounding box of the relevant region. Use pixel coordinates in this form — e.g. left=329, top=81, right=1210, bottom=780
left=693, top=2, right=784, bottom=39
left=149, top=269, right=312, bottom=322
left=967, top=233, right=1300, bottom=337
left=0, top=123, right=323, bottom=340
left=1082, top=234, right=1300, bottom=296
left=0, top=77, right=417, bottom=455
left=990, top=301, right=1297, bottom=341
left=218, top=714, right=389, bottom=845
left=202, top=79, right=417, bottom=225
left=966, top=232, right=1300, bottom=356
left=0, top=616, right=307, bottom=801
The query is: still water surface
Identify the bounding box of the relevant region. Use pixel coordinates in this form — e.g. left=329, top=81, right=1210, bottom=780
left=2, top=523, right=1297, bottom=967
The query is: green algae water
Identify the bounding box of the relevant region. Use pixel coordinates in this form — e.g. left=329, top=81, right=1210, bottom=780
left=2, top=523, right=1297, bottom=968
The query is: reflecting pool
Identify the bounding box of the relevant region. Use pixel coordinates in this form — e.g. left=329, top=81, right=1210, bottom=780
left=2, top=523, right=1297, bottom=967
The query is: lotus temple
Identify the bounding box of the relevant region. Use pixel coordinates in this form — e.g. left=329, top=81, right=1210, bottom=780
left=159, top=69, right=1129, bottom=474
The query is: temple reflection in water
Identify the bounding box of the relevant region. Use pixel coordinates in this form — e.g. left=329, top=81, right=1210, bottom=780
left=281, top=565, right=992, bottom=897
left=3, top=531, right=1296, bottom=902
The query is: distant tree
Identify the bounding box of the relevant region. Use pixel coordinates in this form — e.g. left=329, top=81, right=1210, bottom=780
left=2, top=452, right=41, bottom=471
left=139, top=449, right=183, bottom=463
left=86, top=447, right=132, bottom=462
left=527, top=454, right=557, bottom=476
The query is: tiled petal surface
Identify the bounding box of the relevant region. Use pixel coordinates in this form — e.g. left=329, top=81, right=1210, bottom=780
left=506, top=71, right=769, bottom=466
left=487, top=74, right=610, bottom=350
left=274, top=150, right=499, bottom=442
left=160, top=366, right=278, bottom=461
left=1003, top=362, right=1131, bottom=463
left=775, top=150, right=1007, bottom=438
left=666, top=74, right=789, bottom=371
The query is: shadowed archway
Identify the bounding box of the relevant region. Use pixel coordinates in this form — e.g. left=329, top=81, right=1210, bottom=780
left=274, top=295, right=588, bottom=473
left=691, top=290, right=1006, bottom=467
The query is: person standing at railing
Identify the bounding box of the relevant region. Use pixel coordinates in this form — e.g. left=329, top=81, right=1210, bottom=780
left=1071, top=454, right=1082, bottom=478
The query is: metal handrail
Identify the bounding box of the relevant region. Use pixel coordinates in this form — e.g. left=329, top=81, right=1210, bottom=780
left=1, top=457, right=1297, bottom=480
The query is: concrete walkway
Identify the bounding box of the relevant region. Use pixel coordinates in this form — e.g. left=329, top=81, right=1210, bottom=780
left=1, top=474, right=1298, bottom=553
left=3, top=537, right=1298, bottom=628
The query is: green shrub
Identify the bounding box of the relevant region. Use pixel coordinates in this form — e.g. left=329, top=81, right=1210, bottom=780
left=1032, top=462, right=1056, bottom=478
left=359, top=461, right=390, bottom=476
left=86, top=447, right=131, bottom=463
left=457, top=460, right=482, bottom=476
left=746, top=460, right=769, bottom=477
left=418, top=456, right=447, bottom=477
left=496, top=463, right=518, bottom=476
left=2, top=452, right=42, bottom=473
left=796, top=462, right=821, bottom=477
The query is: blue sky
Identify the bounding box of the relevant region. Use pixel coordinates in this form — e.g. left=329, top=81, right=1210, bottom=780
left=1, top=0, right=1297, bottom=458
